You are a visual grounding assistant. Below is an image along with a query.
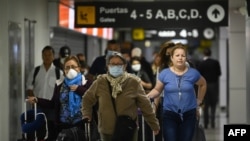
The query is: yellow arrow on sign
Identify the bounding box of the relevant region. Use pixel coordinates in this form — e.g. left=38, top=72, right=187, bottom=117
left=76, top=6, right=96, bottom=25
left=132, top=28, right=145, bottom=40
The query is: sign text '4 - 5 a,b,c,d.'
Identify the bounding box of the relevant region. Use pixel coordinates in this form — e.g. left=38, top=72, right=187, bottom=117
left=74, top=1, right=228, bottom=28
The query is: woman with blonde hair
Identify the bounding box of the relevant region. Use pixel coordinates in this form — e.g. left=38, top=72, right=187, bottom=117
left=147, top=43, right=206, bottom=141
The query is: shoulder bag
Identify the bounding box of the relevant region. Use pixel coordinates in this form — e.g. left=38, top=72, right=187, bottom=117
left=106, top=80, right=137, bottom=141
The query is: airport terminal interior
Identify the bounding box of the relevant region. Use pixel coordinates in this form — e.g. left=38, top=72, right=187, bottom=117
left=1, top=0, right=250, bottom=140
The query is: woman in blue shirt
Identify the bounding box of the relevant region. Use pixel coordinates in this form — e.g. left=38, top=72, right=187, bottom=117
left=147, top=43, right=207, bottom=141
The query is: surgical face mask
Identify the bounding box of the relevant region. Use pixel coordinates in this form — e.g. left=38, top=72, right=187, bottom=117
left=66, top=69, right=78, bottom=79
left=106, top=50, right=115, bottom=59
left=132, top=64, right=141, bottom=72
left=185, top=61, right=190, bottom=68
left=60, top=58, right=65, bottom=64
left=109, top=65, right=124, bottom=77
left=83, top=69, right=88, bottom=76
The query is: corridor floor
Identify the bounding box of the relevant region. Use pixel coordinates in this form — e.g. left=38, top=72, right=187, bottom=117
left=200, top=108, right=228, bottom=141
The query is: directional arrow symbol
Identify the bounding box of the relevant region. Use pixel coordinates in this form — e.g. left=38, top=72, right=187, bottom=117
left=212, top=9, right=220, bottom=19
left=207, top=4, right=225, bottom=23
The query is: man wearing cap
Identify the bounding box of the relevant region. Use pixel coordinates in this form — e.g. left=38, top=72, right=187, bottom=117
left=53, top=45, right=71, bottom=70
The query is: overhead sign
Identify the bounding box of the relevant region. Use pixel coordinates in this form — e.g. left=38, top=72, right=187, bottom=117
left=132, top=28, right=145, bottom=40
left=74, top=1, right=228, bottom=28
left=133, top=28, right=216, bottom=40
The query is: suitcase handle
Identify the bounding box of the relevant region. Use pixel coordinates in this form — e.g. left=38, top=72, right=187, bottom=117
left=24, top=99, right=38, bottom=141
left=84, top=120, right=91, bottom=141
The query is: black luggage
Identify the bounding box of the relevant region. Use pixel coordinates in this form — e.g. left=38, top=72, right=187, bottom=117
left=56, top=119, right=91, bottom=141
left=18, top=100, right=48, bottom=141
left=192, top=108, right=206, bottom=141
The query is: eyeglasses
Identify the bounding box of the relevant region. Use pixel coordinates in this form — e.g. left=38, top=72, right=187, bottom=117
left=64, top=65, right=79, bottom=71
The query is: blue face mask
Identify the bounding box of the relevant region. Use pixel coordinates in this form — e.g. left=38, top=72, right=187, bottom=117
left=109, top=65, right=124, bottom=77
left=106, top=50, right=115, bottom=59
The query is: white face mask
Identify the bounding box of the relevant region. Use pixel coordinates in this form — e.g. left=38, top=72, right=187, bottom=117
left=185, top=61, right=190, bottom=68
left=60, top=58, right=65, bottom=64
left=132, top=64, right=141, bottom=72
left=83, top=69, right=88, bottom=76
left=66, top=69, right=78, bottom=79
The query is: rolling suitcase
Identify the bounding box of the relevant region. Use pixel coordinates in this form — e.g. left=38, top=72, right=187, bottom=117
left=19, top=99, right=48, bottom=141
left=56, top=119, right=91, bottom=141
left=192, top=107, right=206, bottom=141
left=139, top=99, right=156, bottom=141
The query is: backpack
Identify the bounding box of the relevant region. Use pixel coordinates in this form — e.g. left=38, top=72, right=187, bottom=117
left=32, top=66, right=60, bottom=85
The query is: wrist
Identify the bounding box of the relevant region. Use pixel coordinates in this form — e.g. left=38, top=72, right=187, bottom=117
left=197, top=99, right=203, bottom=106
left=34, top=97, right=38, bottom=103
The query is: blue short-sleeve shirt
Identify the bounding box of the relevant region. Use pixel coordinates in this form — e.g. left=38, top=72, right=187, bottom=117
left=159, top=67, right=200, bottom=114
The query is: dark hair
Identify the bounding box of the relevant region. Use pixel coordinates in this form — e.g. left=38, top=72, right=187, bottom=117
left=60, top=45, right=71, bottom=57
left=158, top=41, right=175, bottom=71
left=108, top=39, right=118, bottom=44
left=130, top=56, right=142, bottom=64
left=42, top=45, right=55, bottom=54
left=76, top=53, right=84, bottom=56
left=105, top=39, right=121, bottom=54
left=76, top=53, right=85, bottom=60
left=203, top=48, right=211, bottom=56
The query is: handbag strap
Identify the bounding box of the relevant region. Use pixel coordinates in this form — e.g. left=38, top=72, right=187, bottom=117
left=107, top=79, right=118, bottom=117
left=106, top=79, right=137, bottom=122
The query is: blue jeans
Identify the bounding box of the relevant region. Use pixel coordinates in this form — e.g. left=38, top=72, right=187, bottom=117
left=162, top=109, right=196, bottom=141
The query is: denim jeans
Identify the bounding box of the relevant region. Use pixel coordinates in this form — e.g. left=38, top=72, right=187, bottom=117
left=162, top=109, right=196, bottom=141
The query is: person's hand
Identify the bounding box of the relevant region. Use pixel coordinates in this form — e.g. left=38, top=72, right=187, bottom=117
left=146, top=94, right=152, bottom=99
left=153, top=129, right=160, bottom=135
left=196, top=106, right=201, bottom=120
left=153, top=105, right=157, bottom=113
left=27, top=89, right=34, bottom=96
left=27, top=96, right=37, bottom=104
left=197, top=99, right=203, bottom=106
left=69, top=85, right=78, bottom=91
left=141, top=81, right=146, bottom=87
left=83, top=116, right=92, bottom=122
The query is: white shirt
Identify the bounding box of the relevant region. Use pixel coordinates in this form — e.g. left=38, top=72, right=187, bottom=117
left=26, top=64, right=64, bottom=99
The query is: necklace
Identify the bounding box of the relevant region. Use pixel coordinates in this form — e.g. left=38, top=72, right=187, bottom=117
left=175, top=75, right=182, bottom=100
left=172, top=66, right=186, bottom=100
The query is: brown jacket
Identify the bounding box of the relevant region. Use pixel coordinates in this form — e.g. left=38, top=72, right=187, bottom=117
left=82, top=73, right=160, bottom=135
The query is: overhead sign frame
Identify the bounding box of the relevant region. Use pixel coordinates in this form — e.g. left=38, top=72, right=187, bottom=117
left=74, top=1, right=228, bottom=28
left=132, top=27, right=217, bottom=41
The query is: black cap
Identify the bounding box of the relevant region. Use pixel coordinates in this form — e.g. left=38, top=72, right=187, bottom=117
left=60, top=46, right=71, bottom=57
